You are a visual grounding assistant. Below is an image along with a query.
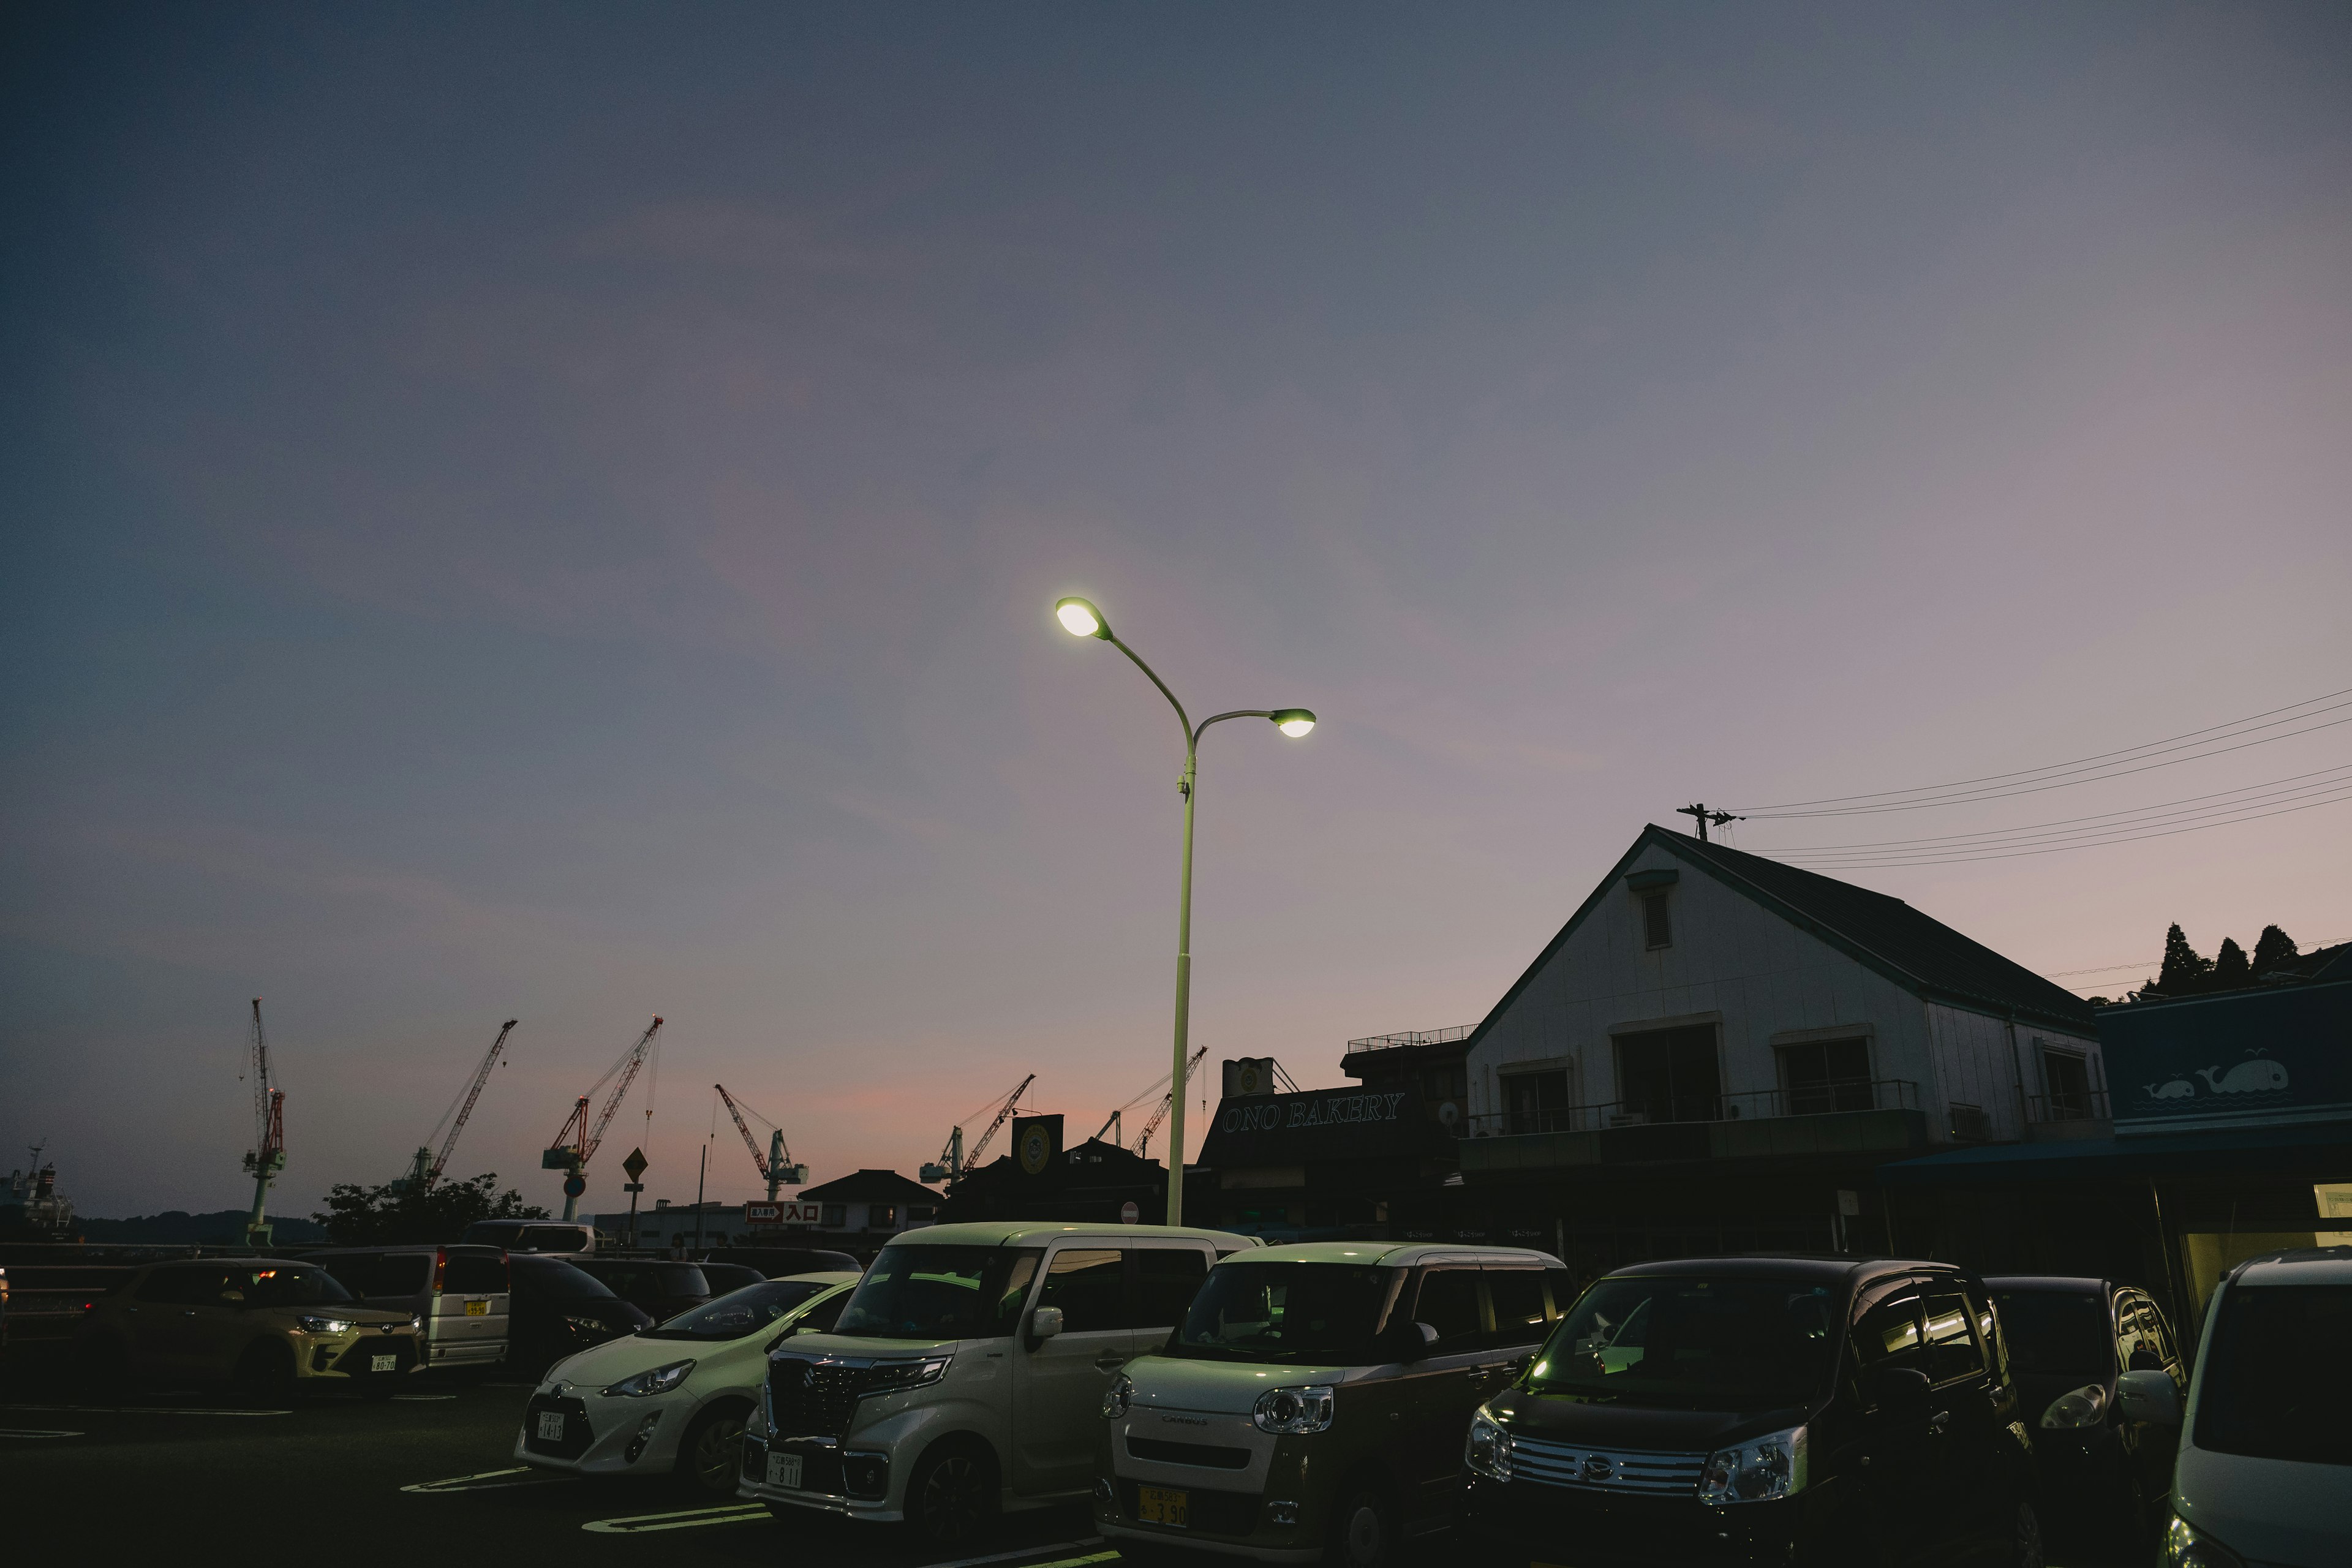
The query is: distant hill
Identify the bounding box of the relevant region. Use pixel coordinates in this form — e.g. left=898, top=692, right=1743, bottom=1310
left=77, top=1210, right=330, bottom=1245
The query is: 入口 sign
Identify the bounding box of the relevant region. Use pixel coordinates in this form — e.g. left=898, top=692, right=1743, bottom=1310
left=745, top=1200, right=823, bottom=1226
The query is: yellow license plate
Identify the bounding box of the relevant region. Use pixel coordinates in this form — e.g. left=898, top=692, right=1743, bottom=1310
left=464, top=1300, right=489, bottom=1316
left=1138, top=1485, right=1188, bottom=1527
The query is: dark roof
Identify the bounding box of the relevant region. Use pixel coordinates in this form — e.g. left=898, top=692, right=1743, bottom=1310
left=1606, top=1255, right=1953, bottom=1286
left=1465, top=826, right=2095, bottom=1047
left=796, top=1169, right=941, bottom=1204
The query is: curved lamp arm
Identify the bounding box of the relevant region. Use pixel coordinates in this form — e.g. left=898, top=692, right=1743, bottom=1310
left=1106, top=633, right=1196, bottom=747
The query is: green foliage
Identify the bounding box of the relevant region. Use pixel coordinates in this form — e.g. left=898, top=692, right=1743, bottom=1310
left=2250, top=924, right=2299, bottom=977
left=2148, top=923, right=2212, bottom=997
left=312, top=1172, right=546, bottom=1246
left=2212, top=937, right=2250, bottom=989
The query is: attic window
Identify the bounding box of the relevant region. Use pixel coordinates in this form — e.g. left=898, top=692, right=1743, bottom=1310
left=1642, top=891, right=1672, bottom=949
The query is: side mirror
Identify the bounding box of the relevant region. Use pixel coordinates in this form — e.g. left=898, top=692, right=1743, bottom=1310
left=1864, top=1363, right=1933, bottom=1417
left=1385, top=1319, right=1441, bottom=1360
left=2116, top=1369, right=2181, bottom=1426
left=1028, top=1306, right=1064, bottom=1347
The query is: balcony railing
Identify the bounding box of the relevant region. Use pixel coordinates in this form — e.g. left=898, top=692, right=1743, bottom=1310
left=1344, top=1024, right=1475, bottom=1054
left=2025, top=1087, right=2110, bottom=1123
left=1469, top=1079, right=1920, bottom=1138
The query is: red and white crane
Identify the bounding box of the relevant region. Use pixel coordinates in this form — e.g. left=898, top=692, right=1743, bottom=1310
left=404, top=1019, right=519, bottom=1190
left=920, top=1073, right=1035, bottom=1185
left=1134, top=1046, right=1207, bottom=1161
left=543, top=1016, right=663, bottom=1221
left=715, top=1084, right=809, bottom=1200
left=240, top=998, right=287, bottom=1246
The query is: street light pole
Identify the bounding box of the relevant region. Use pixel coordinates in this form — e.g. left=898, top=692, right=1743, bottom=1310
left=1054, top=596, right=1315, bottom=1226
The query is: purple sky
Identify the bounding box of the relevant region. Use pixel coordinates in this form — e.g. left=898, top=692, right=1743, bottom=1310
left=5, top=4, right=2347, bottom=1220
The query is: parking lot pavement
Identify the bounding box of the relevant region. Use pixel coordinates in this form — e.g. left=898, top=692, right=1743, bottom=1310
left=0, top=1363, right=2145, bottom=1568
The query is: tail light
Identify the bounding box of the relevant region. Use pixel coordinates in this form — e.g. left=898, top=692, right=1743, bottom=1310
left=433, top=1249, right=448, bottom=1293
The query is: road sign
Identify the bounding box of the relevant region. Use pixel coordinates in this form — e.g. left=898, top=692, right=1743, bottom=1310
left=622, top=1182, right=645, bottom=1194
left=746, top=1200, right=822, bottom=1226
left=562, top=1175, right=587, bottom=1198
left=1120, top=1200, right=1140, bottom=1224
left=622, top=1147, right=649, bottom=1183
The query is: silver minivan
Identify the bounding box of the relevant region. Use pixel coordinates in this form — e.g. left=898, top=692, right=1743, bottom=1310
left=310, top=1245, right=511, bottom=1372
left=739, top=1221, right=1259, bottom=1544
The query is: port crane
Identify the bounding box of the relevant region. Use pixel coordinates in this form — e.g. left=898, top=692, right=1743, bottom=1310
left=715, top=1083, right=809, bottom=1199
left=1134, top=1046, right=1207, bottom=1161
left=1091, top=1046, right=1207, bottom=1149
left=919, top=1072, right=1035, bottom=1185
left=402, top=1019, right=519, bottom=1191
left=240, top=998, right=287, bottom=1246
left=543, top=1016, right=663, bottom=1221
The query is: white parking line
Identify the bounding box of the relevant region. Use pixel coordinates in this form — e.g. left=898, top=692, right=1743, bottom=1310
left=921, top=1539, right=1108, bottom=1568
left=0, top=1428, right=86, bottom=1438
left=401, top=1466, right=573, bottom=1493
left=581, top=1502, right=769, bottom=1533
left=0, top=1403, right=290, bottom=1416
left=392, top=1393, right=458, bottom=1401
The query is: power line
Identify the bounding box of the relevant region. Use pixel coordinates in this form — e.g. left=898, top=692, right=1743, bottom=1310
left=2042, top=936, right=2347, bottom=982
left=1729, top=687, right=2351, bottom=813
left=1776, top=774, right=2352, bottom=862
left=1770, top=788, right=2352, bottom=869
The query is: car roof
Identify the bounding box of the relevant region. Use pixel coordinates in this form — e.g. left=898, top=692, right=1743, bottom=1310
left=307, top=1243, right=503, bottom=1257
left=878, top=1221, right=1256, bottom=1248
left=1983, top=1275, right=2116, bottom=1295
left=1604, top=1255, right=1958, bottom=1286
left=2231, top=1245, right=2352, bottom=1286
left=775, top=1270, right=861, bottom=1284
left=1223, top=1241, right=1563, bottom=1268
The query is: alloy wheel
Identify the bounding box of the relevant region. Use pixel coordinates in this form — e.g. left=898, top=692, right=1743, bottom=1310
left=692, top=1414, right=744, bottom=1494
left=2014, top=1499, right=2045, bottom=1568
left=1338, top=1498, right=1387, bottom=1568
left=918, top=1453, right=988, bottom=1540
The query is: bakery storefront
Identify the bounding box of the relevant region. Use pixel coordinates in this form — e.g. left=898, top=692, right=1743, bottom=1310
left=1194, top=1084, right=1471, bottom=1242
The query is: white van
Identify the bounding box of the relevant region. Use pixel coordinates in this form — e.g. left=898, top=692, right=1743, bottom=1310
left=2152, top=1246, right=2352, bottom=1567
left=739, top=1221, right=1257, bottom=1544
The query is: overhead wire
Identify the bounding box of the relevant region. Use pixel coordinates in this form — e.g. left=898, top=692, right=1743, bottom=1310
left=1769, top=788, right=2352, bottom=869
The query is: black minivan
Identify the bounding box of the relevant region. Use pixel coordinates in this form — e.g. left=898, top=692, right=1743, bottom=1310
left=1460, top=1257, right=2041, bottom=1567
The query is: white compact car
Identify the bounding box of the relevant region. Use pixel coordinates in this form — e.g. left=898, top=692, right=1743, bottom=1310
left=2158, top=1246, right=2352, bottom=1568
left=518, top=1272, right=858, bottom=1498
left=739, top=1221, right=1258, bottom=1544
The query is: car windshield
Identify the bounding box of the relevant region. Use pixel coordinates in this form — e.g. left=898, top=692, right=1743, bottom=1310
left=1529, top=1276, right=1838, bottom=1411
left=237, top=1267, right=354, bottom=1308
left=513, top=1259, right=617, bottom=1300
left=646, top=1281, right=832, bottom=1341
left=834, top=1245, right=1043, bottom=1341
left=2193, top=1283, right=2352, bottom=1466
left=1991, top=1290, right=2111, bottom=1374
left=1169, top=1264, right=1398, bottom=1364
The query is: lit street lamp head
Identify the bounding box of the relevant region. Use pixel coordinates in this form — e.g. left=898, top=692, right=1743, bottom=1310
left=1270, top=709, right=1317, bottom=738
left=1054, top=597, right=1111, bottom=639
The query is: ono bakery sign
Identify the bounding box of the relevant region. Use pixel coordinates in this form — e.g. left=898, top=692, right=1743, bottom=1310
left=1221, top=1091, right=1408, bottom=1134
left=1199, top=1086, right=1449, bottom=1167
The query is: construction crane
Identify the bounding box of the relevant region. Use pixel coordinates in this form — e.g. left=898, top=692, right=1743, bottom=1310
left=543, top=1016, right=663, bottom=1221
left=1093, top=1054, right=1194, bottom=1148
left=1134, top=1046, right=1207, bottom=1161
left=920, top=1073, right=1035, bottom=1185
left=402, top=1019, right=519, bottom=1191
left=239, top=998, right=286, bottom=1247
left=715, top=1083, right=809, bottom=1200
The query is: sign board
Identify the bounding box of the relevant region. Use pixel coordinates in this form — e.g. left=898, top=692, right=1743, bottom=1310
left=1224, top=1058, right=1278, bottom=1098
left=745, top=1200, right=823, bottom=1227
left=1197, top=1086, right=1454, bottom=1167
left=622, top=1148, right=649, bottom=1183
left=1012, top=1114, right=1064, bottom=1177
left=562, top=1175, right=587, bottom=1198
left=2103, top=981, right=2352, bottom=1134
left=1120, top=1200, right=1140, bottom=1224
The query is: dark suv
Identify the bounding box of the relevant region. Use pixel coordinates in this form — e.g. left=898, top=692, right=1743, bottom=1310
left=1461, top=1257, right=2040, bottom=1567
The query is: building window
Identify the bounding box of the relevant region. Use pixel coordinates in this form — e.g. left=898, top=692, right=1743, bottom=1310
left=2040, top=1047, right=2094, bottom=1120
left=1502, top=1069, right=1571, bottom=1135
left=1642, top=892, right=1673, bottom=949
left=1614, top=1025, right=1720, bottom=1123
left=821, top=1204, right=847, bottom=1227
left=1779, top=1037, right=1874, bottom=1114
left=907, top=1205, right=935, bottom=1223
left=868, top=1204, right=898, bottom=1230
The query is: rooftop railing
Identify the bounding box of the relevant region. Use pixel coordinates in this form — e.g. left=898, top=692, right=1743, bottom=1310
left=2025, top=1087, right=2111, bottom=1124
left=1344, top=1024, right=1475, bottom=1054
left=1468, top=1078, right=1920, bottom=1138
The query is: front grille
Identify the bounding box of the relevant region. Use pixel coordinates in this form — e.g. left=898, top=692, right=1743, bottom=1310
left=766, top=1357, right=878, bottom=1439
left=1117, top=1479, right=1263, bottom=1537
left=1126, top=1436, right=1252, bottom=1470
left=524, top=1395, right=592, bottom=1460
left=1508, top=1434, right=1705, bottom=1494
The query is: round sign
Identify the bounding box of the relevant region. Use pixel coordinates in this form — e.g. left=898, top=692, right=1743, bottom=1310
left=562, top=1175, right=587, bottom=1198
left=1120, top=1200, right=1140, bottom=1224
left=1018, top=1125, right=1052, bottom=1176
left=1237, top=1061, right=1262, bottom=1095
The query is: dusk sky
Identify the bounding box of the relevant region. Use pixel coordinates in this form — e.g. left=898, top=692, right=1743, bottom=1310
left=5, top=3, right=2346, bottom=1221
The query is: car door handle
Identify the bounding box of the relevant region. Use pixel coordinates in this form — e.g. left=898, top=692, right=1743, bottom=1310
left=183, top=1310, right=198, bottom=1317
left=1094, top=1357, right=1127, bottom=1371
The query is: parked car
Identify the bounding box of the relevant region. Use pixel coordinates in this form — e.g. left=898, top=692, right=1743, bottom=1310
left=505, top=1254, right=652, bottom=1375
left=310, top=1245, right=511, bottom=1374
left=2157, top=1246, right=2352, bottom=1568
left=1985, top=1274, right=2183, bottom=1539
left=740, top=1221, right=1259, bottom=1544
left=567, top=1258, right=715, bottom=1322
left=78, top=1258, right=421, bottom=1401
left=1096, top=1241, right=1567, bottom=1566
left=518, top=1272, right=858, bottom=1498
left=1459, top=1256, right=2041, bottom=1568
left=706, top=1245, right=864, bottom=1278
left=698, top=1262, right=768, bottom=1296
left=460, top=1219, right=603, bottom=1253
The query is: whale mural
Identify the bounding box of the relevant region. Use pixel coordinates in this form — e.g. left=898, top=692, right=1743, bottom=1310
left=2195, top=1058, right=2290, bottom=1095
left=2141, top=1079, right=2196, bottom=1100
left=2103, top=981, right=2348, bottom=1131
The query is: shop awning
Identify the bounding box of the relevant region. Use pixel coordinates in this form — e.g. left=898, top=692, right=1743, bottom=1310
left=1877, top=1118, right=2352, bottom=1186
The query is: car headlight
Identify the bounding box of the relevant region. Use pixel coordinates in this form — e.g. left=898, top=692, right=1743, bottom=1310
left=1698, top=1425, right=1807, bottom=1505
left=409, top=1314, right=424, bottom=1332
left=1101, top=1374, right=1134, bottom=1420
left=1252, top=1385, right=1336, bottom=1435
left=2161, top=1514, right=2246, bottom=1568
left=2040, top=1382, right=2108, bottom=1429
left=1464, top=1411, right=1512, bottom=1480
left=295, top=1314, right=355, bottom=1334
left=864, top=1355, right=952, bottom=1395
left=562, top=1313, right=612, bottom=1338
left=601, top=1359, right=696, bottom=1398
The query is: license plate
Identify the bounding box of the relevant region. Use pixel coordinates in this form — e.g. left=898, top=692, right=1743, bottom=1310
left=1138, top=1485, right=1188, bottom=1528
left=766, top=1452, right=803, bottom=1489
left=370, top=1354, right=398, bottom=1373
left=537, top=1412, right=567, bottom=1441
left=464, top=1299, right=489, bottom=1316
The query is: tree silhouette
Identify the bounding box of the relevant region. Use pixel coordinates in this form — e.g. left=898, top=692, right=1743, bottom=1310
left=312, top=1172, right=546, bottom=1246
left=2212, top=937, right=2251, bottom=990
left=2250, top=924, right=2300, bottom=978
left=2147, top=924, right=2212, bottom=997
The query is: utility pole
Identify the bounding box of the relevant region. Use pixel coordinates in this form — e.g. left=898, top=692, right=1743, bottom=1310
left=691, top=1142, right=708, bottom=1256
left=1676, top=804, right=1743, bottom=842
